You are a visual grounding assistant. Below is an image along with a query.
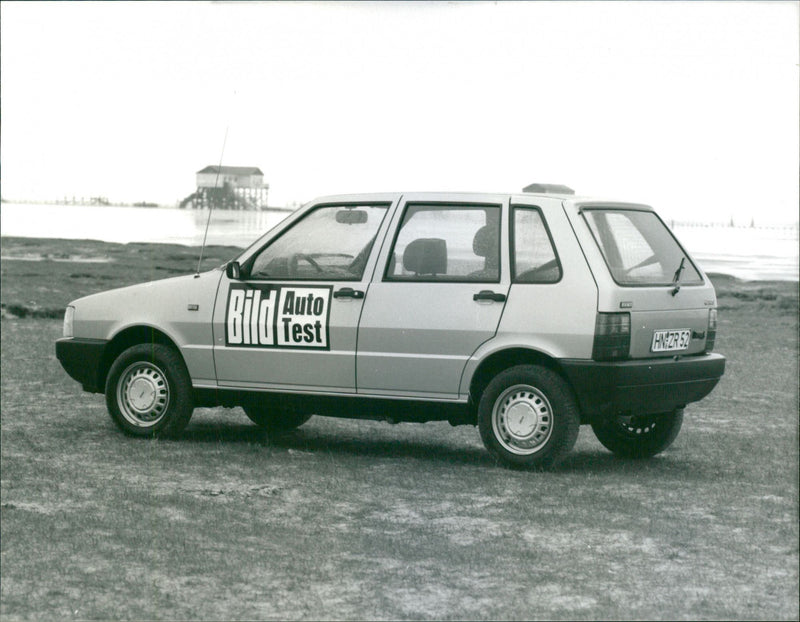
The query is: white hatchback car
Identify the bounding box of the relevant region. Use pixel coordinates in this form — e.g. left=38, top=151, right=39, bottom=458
left=56, top=189, right=725, bottom=468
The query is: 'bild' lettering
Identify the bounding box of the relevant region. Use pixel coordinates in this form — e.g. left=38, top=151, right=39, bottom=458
left=225, top=285, right=331, bottom=349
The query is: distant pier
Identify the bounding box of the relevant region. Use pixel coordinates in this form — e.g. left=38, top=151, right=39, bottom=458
left=181, top=165, right=270, bottom=210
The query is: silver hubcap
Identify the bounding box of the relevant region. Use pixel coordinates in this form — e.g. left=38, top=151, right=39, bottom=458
left=117, top=362, right=170, bottom=427
left=492, top=384, right=554, bottom=455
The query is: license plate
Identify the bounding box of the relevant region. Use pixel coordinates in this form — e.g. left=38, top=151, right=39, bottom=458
left=651, top=329, right=691, bottom=352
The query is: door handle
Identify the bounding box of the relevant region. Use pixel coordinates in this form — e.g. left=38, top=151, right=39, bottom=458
left=334, top=287, right=365, bottom=299
left=473, top=290, right=506, bottom=302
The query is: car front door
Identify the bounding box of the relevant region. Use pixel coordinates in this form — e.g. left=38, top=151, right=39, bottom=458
left=356, top=194, right=511, bottom=399
left=212, top=200, right=395, bottom=392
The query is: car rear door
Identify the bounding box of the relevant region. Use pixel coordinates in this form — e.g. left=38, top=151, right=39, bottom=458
left=356, top=193, right=511, bottom=399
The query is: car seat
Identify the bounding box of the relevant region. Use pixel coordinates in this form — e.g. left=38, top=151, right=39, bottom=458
left=402, top=238, right=447, bottom=277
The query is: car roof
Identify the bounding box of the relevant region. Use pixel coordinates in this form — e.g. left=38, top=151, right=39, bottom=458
left=309, top=191, right=653, bottom=210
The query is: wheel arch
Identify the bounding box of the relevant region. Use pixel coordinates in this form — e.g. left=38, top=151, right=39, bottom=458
left=467, top=347, right=585, bottom=421
left=97, top=325, right=185, bottom=392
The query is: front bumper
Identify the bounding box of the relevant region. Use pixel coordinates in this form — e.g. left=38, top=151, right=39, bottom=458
left=55, top=337, right=108, bottom=393
left=561, top=353, right=726, bottom=420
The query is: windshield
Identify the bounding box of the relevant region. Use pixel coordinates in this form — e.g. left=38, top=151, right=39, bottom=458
left=248, top=204, right=389, bottom=280
left=582, top=208, right=703, bottom=286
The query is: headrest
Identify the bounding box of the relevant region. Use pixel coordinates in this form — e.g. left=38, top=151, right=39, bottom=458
left=403, top=238, right=447, bottom=275
left=472, top=224, right=498, bottom=258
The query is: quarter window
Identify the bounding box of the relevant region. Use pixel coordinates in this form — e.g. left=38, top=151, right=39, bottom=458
left=248, top=204, right=389, bottom=280
left=512, top=207, right=561, bottom=283
left=385, top=204, right=501, bottom=282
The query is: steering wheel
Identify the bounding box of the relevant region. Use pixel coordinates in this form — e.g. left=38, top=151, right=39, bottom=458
left=289, top=253, right=324, bottom=275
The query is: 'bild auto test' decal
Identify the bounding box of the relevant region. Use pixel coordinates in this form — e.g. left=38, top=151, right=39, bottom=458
left=225, top=284, right=332, bottom=349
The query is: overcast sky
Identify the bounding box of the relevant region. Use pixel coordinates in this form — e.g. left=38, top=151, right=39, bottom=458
left=2, top=1, right=798, bottom=223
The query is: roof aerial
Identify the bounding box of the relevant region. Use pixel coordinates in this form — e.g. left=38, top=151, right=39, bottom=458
left=522, top=183, right=575, bottom=195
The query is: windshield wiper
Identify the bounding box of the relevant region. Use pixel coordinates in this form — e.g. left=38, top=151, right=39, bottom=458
left=671, top=257, right=686, bottom=296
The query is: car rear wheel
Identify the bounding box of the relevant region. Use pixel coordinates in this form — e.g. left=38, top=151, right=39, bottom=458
left=105, top=344, right=194, bottom=438
left=478, top=365, right=580, bottom=469
left=591, top=409, right=683, bottom=458
left=242, top=400, right=312, bottom=433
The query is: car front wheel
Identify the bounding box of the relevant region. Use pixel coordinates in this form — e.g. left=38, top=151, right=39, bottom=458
left=591, top=409, right=683, bottom=458
left=478, top=365, right=580, bottom=469
left=105, top=344, right=194, bottom=438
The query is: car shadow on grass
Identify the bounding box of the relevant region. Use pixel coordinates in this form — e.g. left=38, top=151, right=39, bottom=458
left=177, top=418, right=700, bottom=476
left=181, top=420, right=495, bottom=467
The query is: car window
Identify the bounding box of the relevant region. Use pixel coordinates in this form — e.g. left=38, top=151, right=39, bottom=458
left=385, top=204, right=501, bottom=282
left=583, top=208, right=703, bottom=286
left=512, top=207, right=561, bottom=283
left=248, top=204, right=389, bottom=280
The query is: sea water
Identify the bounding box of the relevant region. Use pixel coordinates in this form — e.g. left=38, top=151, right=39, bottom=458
left=0, top=202, right=289, bottom=248
left=1, top=202, right=797, bottom=281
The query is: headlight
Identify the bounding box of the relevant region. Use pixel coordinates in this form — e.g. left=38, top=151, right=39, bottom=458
left=63, top=306, right=75, bottom=338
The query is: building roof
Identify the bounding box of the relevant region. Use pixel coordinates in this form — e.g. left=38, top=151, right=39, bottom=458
left=196, top=165, right=264, bottom=176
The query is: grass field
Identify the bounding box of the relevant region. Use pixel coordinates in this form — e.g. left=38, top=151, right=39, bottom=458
left=1, top=238, right=798, bottom=620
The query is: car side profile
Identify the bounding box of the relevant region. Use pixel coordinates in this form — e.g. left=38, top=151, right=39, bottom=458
left=56, top=189, right=726, bottom=468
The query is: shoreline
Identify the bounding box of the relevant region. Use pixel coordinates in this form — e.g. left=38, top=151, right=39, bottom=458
left=1, top=236, right=797, bottom=319
left=2, top=234, right=797, bottom=281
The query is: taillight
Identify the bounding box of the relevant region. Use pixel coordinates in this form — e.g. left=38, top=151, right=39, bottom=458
left=705, top=308, right=717, bottom=353
left=592, top=312, right=630, bottom=361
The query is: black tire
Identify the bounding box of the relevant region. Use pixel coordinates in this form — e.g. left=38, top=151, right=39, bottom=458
left=242, top=399, right=312, bottom=433
left=591, top=409, right=683, bottom=459
left=478, top=365, right=580, bottom=469
left=105, top=343, right=194, bottom=438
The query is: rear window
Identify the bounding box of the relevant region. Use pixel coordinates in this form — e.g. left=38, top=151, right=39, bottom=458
left=582, top=208, right=703, bottom=286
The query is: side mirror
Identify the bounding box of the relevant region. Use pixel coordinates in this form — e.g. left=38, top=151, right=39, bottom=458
left=226, top=261, right=242, bottom=280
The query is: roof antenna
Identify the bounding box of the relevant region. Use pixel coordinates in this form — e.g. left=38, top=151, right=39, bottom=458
left=195, top=126, right=229, bottom=277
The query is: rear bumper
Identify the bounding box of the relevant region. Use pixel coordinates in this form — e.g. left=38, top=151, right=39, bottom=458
left=55, top=337, right=108, bottom=393
left=561, top=353, right=725, bottom=420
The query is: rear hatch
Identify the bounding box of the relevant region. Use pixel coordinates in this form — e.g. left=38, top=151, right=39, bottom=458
left=575, top=203, right=717, bottom=359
